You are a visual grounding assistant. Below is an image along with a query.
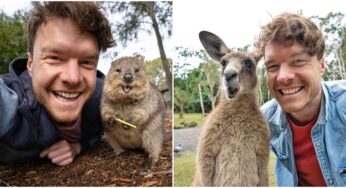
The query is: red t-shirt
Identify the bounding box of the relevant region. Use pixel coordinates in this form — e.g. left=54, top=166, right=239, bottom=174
left=288, top=117, right=326, bottom=186
left=55, top=117, right=81, bottom=143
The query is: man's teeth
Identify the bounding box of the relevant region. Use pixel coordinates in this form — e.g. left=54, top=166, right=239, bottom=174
left=56, top=92, right=79, bottom=99
left=281, top=87, right=301, bottom=95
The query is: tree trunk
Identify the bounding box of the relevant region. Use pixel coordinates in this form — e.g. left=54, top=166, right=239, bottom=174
left=146, top=2, right=172, bottom=102
left=198, top=83, right=206, bottom=117
left=337, top=47, right=346, bottom=79
left=174, top=90, right=185, bottom=121
left=179, top=104, right=185, bottom=119
left=211, top=89, right=220, bottom=110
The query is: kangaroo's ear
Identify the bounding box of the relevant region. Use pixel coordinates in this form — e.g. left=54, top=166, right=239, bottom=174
left=199, top=31, right=231, bottom=62
left=251, top=51, right=263, bottom=64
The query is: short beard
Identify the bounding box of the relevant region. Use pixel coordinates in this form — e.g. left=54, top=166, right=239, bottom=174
left=33, top=88, right=81, bottom=125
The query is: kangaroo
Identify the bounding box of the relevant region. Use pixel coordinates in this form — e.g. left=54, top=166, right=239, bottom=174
left=192, top=31, right=270, bottom=186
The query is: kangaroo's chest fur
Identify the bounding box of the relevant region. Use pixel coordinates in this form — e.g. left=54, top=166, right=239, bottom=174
left=194, top=94, right=270, bottom=186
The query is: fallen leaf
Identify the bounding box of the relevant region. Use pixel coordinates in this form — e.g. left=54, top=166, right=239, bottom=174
left=142, top=180, right=158, bottom=186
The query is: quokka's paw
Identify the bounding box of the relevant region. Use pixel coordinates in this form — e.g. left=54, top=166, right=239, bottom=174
left=141, top=159, right=156, bottom=171
left=114, top=148, right=125, bottom=156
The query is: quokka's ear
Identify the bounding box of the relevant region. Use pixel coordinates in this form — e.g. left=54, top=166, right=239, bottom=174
left=199, top=31, right=231, bottom=62
left=135, top=55, right=145, bottom=63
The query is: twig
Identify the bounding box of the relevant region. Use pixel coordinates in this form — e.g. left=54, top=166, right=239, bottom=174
left=0, top=179, right=11, bottom=186
left=139, top=169, right=172, bottom=176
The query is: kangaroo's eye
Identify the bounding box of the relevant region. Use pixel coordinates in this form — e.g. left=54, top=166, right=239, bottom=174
left=221, top=59, right=228, bottom=67
left=244, top=59, right=253, bottom=69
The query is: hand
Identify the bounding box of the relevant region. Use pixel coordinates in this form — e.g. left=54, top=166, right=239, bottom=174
left=40, top=140, right=81, bottom=166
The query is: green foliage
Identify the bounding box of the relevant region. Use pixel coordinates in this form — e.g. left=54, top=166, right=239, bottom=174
left=173, top=87, right=192, bottom=117
left=0, top=10, right=28, bottom=74
left=312, top=12, right=346, bottom=80
left=145, top=57, right=172, bottom=90
left=257, top=64, right=272, bottom=105
left=174, top=47, right=219, bottom=114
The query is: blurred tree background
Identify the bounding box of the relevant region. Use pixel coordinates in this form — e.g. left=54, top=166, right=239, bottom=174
left=0, top=10, right=27, bottom=74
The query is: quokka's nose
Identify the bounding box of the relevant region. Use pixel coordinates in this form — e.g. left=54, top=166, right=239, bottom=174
left=225, top=71, right=238, bottom=82
left=123, top=73, right=133, bottom=83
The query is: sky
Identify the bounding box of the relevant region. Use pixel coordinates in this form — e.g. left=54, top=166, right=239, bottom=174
left=1, top=0, right=345, bottom=73
left=173, top=0, right=345, bottom=51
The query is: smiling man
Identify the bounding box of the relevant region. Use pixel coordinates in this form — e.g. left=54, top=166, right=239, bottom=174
left=0, top=2, right=114, bottom=165
left=256, top=13, right=346, bottom=186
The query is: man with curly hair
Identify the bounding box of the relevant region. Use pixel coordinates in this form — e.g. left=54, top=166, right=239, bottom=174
left=256, top=13, right=346, bottom=186
left=0, top=2, right=114, bottom=165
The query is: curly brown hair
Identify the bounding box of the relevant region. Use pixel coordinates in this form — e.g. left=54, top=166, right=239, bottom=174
left=25, top=1, right=115, bottom=54
left=255, top=13, right=325, bottom=60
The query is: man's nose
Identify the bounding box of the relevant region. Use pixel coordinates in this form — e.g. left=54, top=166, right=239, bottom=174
left=61, top=59, right=82, bottom=86
left=277, top=63, right=294, bottom=84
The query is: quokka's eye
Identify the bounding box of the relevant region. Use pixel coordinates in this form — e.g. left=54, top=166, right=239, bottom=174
left=116, top=68, right=121, bottom=73
left=135, top=68, right=140, bottom=73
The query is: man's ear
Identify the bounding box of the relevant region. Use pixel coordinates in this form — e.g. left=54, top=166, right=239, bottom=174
left=319, top=57, right=325, bottom=76
left=27, top=52, right=33, bottom=77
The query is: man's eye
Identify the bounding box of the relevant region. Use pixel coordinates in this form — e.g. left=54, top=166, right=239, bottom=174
left=266, top=65, right=279, bottom=72
left=48, top=56, right=61, bottom=61
left=80, top=61, right=96, bottom=69
left=293, top=59, right=306, bottom=65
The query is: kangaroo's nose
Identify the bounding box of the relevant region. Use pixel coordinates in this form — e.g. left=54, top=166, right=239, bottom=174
left=225, top=71, right=238, bottom=82
left=123, top=73, right=133, bottom=83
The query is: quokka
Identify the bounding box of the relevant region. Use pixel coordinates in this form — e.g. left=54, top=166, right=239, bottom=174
left=101, top=55, right=167, bottom=169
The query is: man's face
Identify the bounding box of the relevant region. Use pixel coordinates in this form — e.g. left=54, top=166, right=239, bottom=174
left=27, top=17, right=99, bottom=124
left=264, top=41, right=325, bottom=119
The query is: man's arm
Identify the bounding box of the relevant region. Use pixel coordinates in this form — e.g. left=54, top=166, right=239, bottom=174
left=40, top=140, right=81, bottom=166
left=0, top=78, right=19, bottom=137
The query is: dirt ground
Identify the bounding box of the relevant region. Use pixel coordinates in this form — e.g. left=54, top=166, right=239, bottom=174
left=0, top=112, right=172, bottom=186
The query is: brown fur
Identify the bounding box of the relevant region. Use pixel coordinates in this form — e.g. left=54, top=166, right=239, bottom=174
left=192, top=31, right=270, bottom=186
left=101, top=56, right=166, bottom=168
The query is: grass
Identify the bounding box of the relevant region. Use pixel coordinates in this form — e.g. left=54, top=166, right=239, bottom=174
left=174, top=152, right=196, bottom=186
left=173, top=113, right=205, bottom=129
left=174, top=152, right=277, bottom=186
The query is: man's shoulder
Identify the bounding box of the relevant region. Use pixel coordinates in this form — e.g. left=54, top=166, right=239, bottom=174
left=261, top=99, right=280, bottom=117
left=0, top=77, right=20, bottom=137
left=323, top=80, right=346, bottom=123
left=323, top=80, right=346, bottom=100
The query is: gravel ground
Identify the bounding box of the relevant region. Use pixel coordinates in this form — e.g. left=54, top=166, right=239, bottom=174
left=173, top=126, right=202, bottom=153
